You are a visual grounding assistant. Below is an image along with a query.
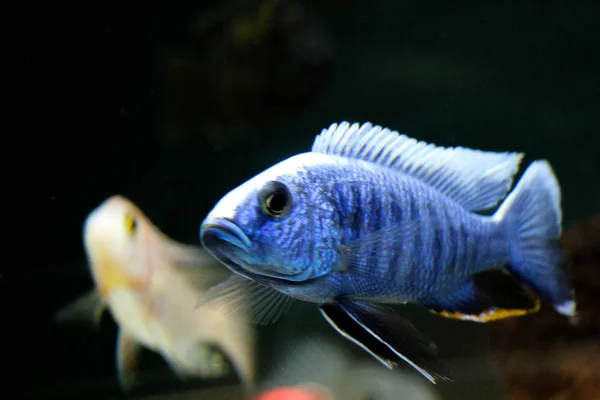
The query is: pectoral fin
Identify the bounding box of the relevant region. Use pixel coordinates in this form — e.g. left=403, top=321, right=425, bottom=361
left=319, top=298, right=451, bottom=384
left=197, top=273, right=293, bottom=326
left=116, top=330, right=143, bottom=391
left=333, top=217, right=420, bottom=276
left=161, top=240, right=231, bottom=290
left=422, top=269, right=540, bottom=322
left=54, top=290, right=105, bottom=328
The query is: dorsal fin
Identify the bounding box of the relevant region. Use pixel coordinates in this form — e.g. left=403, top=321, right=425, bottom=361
left=311, top=121, right=524, bottom=212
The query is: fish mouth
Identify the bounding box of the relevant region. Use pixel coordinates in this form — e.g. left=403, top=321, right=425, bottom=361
left=200, top=217, right=257, bottom=277
left=201, top=217, right=252, bottom=253
left=200, top=217, right=307, bottom=282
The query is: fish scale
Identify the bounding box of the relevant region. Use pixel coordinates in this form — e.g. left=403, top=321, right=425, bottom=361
left=325, top=162, right=505, bottom=300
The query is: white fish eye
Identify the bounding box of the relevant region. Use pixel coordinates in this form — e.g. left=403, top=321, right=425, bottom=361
left=258, top=181, right=293, bottom=219
left=124, top=212, right=138, bottom=237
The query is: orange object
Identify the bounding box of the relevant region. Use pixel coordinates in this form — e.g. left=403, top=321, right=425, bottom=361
left=253, top=385, right=334, bottom=400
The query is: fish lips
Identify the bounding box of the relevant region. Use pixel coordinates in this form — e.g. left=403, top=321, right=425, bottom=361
left=201, top=217, right=253, bottom=268
left=201, top=217, right=276, bottom=278
left=200, top=217, right=310, bottom=282
left=202, top=217, right=252, bottom=251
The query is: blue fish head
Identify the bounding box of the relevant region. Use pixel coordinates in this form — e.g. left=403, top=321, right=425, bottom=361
left=200, top=154, right=341, bottom=283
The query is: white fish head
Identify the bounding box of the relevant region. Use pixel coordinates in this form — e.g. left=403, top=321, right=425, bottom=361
left=83, top=195, right=157, bottom=298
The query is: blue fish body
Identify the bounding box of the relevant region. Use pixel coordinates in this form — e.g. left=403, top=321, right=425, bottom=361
left=200, top=121, right=576, bottom=383
left=282, top=154, right=508, bottom=303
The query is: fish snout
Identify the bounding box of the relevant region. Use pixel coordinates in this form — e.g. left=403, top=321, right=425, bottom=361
left=201, top=217, right=252, bottom=254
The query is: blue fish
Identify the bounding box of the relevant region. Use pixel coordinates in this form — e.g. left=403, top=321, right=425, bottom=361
left=199, top=121, right=576, bottom=383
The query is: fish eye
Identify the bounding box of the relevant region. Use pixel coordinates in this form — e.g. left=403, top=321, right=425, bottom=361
left=124, top=212, right=138, bottom=237
left=258, top=181, right=293, bottom=219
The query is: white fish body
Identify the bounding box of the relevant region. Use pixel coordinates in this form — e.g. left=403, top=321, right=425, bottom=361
left=55, top=195, right=256, bottom=391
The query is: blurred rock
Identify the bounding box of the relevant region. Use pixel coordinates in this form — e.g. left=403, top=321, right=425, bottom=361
left=157, top=0, right=336, bottom=150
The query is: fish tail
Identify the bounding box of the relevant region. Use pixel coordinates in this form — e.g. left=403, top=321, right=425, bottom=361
left=493, top=160, right=576, bottom=317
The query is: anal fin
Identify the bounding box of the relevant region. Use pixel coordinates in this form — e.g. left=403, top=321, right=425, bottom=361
left=422, top=269, right=541, bottom=323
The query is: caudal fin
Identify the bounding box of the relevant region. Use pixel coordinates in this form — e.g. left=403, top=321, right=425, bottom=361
left=493, top=160, right=576, bottom=317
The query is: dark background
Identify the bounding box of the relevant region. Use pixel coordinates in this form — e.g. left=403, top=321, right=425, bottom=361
left=5, top=0, right=600, bottom=398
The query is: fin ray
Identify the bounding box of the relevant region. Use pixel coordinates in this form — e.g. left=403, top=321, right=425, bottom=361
left=336, top=218, right=421, bottom=276
left=493, top=160, right=576, bottom=317
left=197, top=274, right=293, bottom=326
left=320, top=299, right=451, bottom=383
left=312, top=121, right=523, bottom=212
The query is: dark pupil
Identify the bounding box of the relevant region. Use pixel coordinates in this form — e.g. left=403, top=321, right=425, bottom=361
left=267, top=191, right=287, bottom=214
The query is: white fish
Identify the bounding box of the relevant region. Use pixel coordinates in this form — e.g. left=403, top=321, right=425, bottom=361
left=55, top=195, right=256, bottom=391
